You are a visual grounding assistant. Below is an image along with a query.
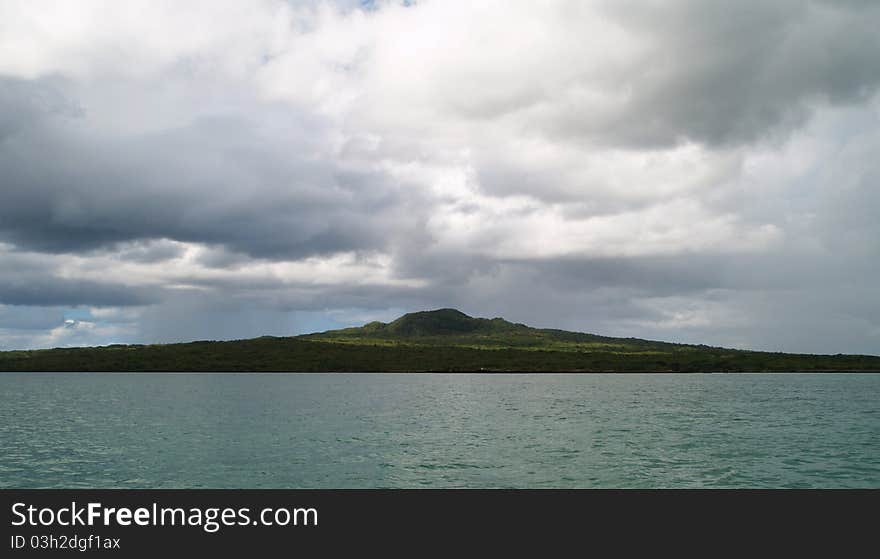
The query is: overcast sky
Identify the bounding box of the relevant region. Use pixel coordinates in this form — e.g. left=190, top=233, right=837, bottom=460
left=1, top=0, right=879, bottom=354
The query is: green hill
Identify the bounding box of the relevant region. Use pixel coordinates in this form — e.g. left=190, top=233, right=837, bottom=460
left=301, top=308, right=677, bottom=352
left=1, top=309, right=879, bottom=372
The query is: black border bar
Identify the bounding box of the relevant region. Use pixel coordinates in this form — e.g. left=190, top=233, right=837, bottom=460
left=1, top=489, right=875, bottom=555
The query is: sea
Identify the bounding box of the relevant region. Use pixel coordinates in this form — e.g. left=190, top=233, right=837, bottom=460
left=1, top=372, right=877, bottom=488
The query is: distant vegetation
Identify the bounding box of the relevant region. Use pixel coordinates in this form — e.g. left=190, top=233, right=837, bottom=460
left=1, top=309, right=879, bottom=372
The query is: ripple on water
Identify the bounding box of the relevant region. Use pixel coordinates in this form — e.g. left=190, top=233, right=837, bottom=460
left=0, top=372, right=878, bottom=488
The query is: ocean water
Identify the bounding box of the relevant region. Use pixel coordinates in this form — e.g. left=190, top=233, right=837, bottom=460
left=0, top=372, right=878, bottom=488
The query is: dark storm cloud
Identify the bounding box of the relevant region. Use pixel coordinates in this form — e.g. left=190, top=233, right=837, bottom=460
left=0, top=248, right=157, bottom=307
left=0, top=77, right=83, bottom=141
left=0, top=276, right=154, bottom=307
left=513, top=249, right=880, bottom=296
left=544, top=0, right=880, bottom=147
left=0, top=306, right=62, bottom=331
left=0, top=77, right=422, bottom=259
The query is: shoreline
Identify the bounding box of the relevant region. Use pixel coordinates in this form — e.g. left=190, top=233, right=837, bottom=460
left=4, top=369, right=880, bottom=374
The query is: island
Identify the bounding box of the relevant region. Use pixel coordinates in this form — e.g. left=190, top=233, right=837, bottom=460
left=1, top=309, right=878, bottom=372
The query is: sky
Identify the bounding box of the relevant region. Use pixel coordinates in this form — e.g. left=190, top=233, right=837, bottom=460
left=1, top=0, right=879, bottom=354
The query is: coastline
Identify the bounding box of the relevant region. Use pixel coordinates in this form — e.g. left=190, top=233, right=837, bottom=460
left=4, top=369, right=880, bottom=374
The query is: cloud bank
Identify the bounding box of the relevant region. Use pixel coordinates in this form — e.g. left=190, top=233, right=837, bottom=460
left=1, top=0, right=879, bottom=353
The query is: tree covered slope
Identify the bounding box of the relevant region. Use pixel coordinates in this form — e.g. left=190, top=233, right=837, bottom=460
left=1, top=309, right=879, bottom=372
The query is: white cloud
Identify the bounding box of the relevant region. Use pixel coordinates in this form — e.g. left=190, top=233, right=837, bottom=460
left=1, top=1, right=879, bottom=352
left=0, top=0, right=292, bottom=80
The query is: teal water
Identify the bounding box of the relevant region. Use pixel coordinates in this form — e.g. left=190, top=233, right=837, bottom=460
left=1, top=372, right=878, bottom=488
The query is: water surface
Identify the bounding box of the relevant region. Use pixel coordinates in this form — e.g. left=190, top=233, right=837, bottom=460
left=1, top=372, right=877, bottom=488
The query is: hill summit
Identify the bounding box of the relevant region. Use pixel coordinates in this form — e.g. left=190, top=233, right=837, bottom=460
left=387, top=308, right=483, bottom=335
left=303, top=308, right=657, bottom=350
left=303, top=308, right=565, bottom=346
left=372, top=309, right=524, bottom=337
